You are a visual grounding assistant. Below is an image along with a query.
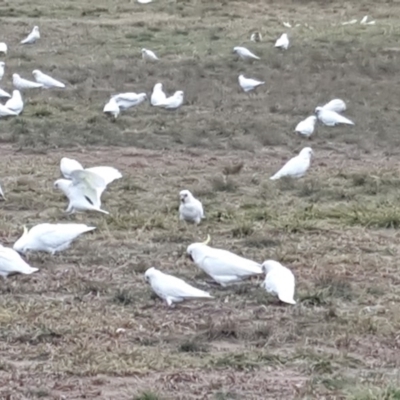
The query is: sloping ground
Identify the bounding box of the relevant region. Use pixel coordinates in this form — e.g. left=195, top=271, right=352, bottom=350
left=1, top=0, right=400, bottom=398
left=0, top=146, right=400, bottom=399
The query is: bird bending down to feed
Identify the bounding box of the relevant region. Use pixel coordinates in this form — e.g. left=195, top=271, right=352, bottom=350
left=144, top=267, right=213, bottom=307
left=187, top=235, right=263, bottom=286
left=261, top=260, right=296, bottom=304
left=13, top=224, right=96, bottom=255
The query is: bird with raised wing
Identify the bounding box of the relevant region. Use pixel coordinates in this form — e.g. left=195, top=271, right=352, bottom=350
left=60, top=157, right=122, bottom=186
left=145, top=267, right=213, bottom=307
left=270, top=147, right=313, bottom=180
left=21, top=26, right=40, bottom=44
left=187, top=235, right=263, bottom=286
left=13, top=224, right=96, bottom=255
left=54, top=170, right=109, bottom=214
left=261, top=260, right=296, bottom=304
left=179, top=190, right=204, bottom=225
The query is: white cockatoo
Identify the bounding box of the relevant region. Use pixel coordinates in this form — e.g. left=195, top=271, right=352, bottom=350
left=0, top=88, right=10, bottom=98
left=261, top=260, right=296, bottom=304
left=187, top=235, right=263, bottom=286
left=315, top=107, right=354, bottom=126
left=179, top=190, right=204, bottom=225
left=144, top=267, right=213, bottom=307
left=159, top=91, right=184, bottom=110
left=60, top=157, right=122, bottom=186
left=0, top=104, right=17, bottom=118
left=233, top=46, right=260, bottom=60
left=342, top=19, right=358, bottom=26
left=0, top=62, right=5, bottom=81
left=275, top=33, right=289, bottom=50
left=238, top=74, right=265, bottom=92
left=13, top=224, right=96, bottom=255
left=270, top=147, right=313, bottom=180
left=54, top=170, right=109, bottom=214
left=137, top=0, right=152, bottom=3
left=295, top=116, right=317, bottom=138
left=111, top=92, right=147, bottom=110
left=21, top=26, right=40, bottom=44
left=5, top=90, right=23, bottom=115
left=321, top=99, right=346, bottom=113
left=0, top=245, right=38, bottom=278
left=141, top=48, right=158, bottom=62
left=32, top=70, right=65, bottom=89
left=283, top=22, right=292, bottom=28
left=0, top=43, right=7, bottom=55
left=103, top=97, right=120, bottom=119
left=13, top=74, right=43, bottom=90
left=150, top=83, right=167, bottom=106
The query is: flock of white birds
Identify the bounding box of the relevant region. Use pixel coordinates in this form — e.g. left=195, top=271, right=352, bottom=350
left=0, top=10, right=360, bottom=308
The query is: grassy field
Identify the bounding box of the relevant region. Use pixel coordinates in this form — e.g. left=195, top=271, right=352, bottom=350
left=1, top=0, right=400, bottom=398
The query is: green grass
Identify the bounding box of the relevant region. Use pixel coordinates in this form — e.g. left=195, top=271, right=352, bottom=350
left=0, top=0, right=400, bottom=399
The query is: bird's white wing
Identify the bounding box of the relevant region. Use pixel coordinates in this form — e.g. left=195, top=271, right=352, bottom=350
left=60, top=157, right=84, bottom=179
left=271, top=156, right=303, bottom=179
left=39, top=74, right=65, bottom=88
left=201, top=250, right=262, bottom=277
left=85, top=166, right=122, bottom=186
left=29, top=224, right=95, bottom=248
left=70, top=170, right=106, bottom=206
left=322, top=99, right=346, bottom=113
left=154, top=274, right=211, bottom=299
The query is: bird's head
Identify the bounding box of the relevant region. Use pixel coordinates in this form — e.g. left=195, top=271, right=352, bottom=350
left=144, top=267, right=157, bottom=283
left=13, top=225, right=29, bottom=254
left=33, top=26, right=39, bottom=32
left=12, top=73, right=20, bottom=81
left=53, top=179, right=71, bottom=194
left=314, top=106, right=323, bottom=115
left=186, top=235, right=211, bottom=262
left=154, top=83, right=163, bottom=91
left=0, top=62, right=4, bottom=68
left=32, top=70, right=41, bottom=78
left=175, top=91, right=184, bottom=99
left=179, top=189, right=193, bottom=203
left=261, top=260, right=281, bottom=274
left=299, top=147, right=314, bottom=159
left=233, top=47, right=239, bottom=54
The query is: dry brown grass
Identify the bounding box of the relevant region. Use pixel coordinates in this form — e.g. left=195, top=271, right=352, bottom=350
left=1, top=0, right=400, bottom=399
